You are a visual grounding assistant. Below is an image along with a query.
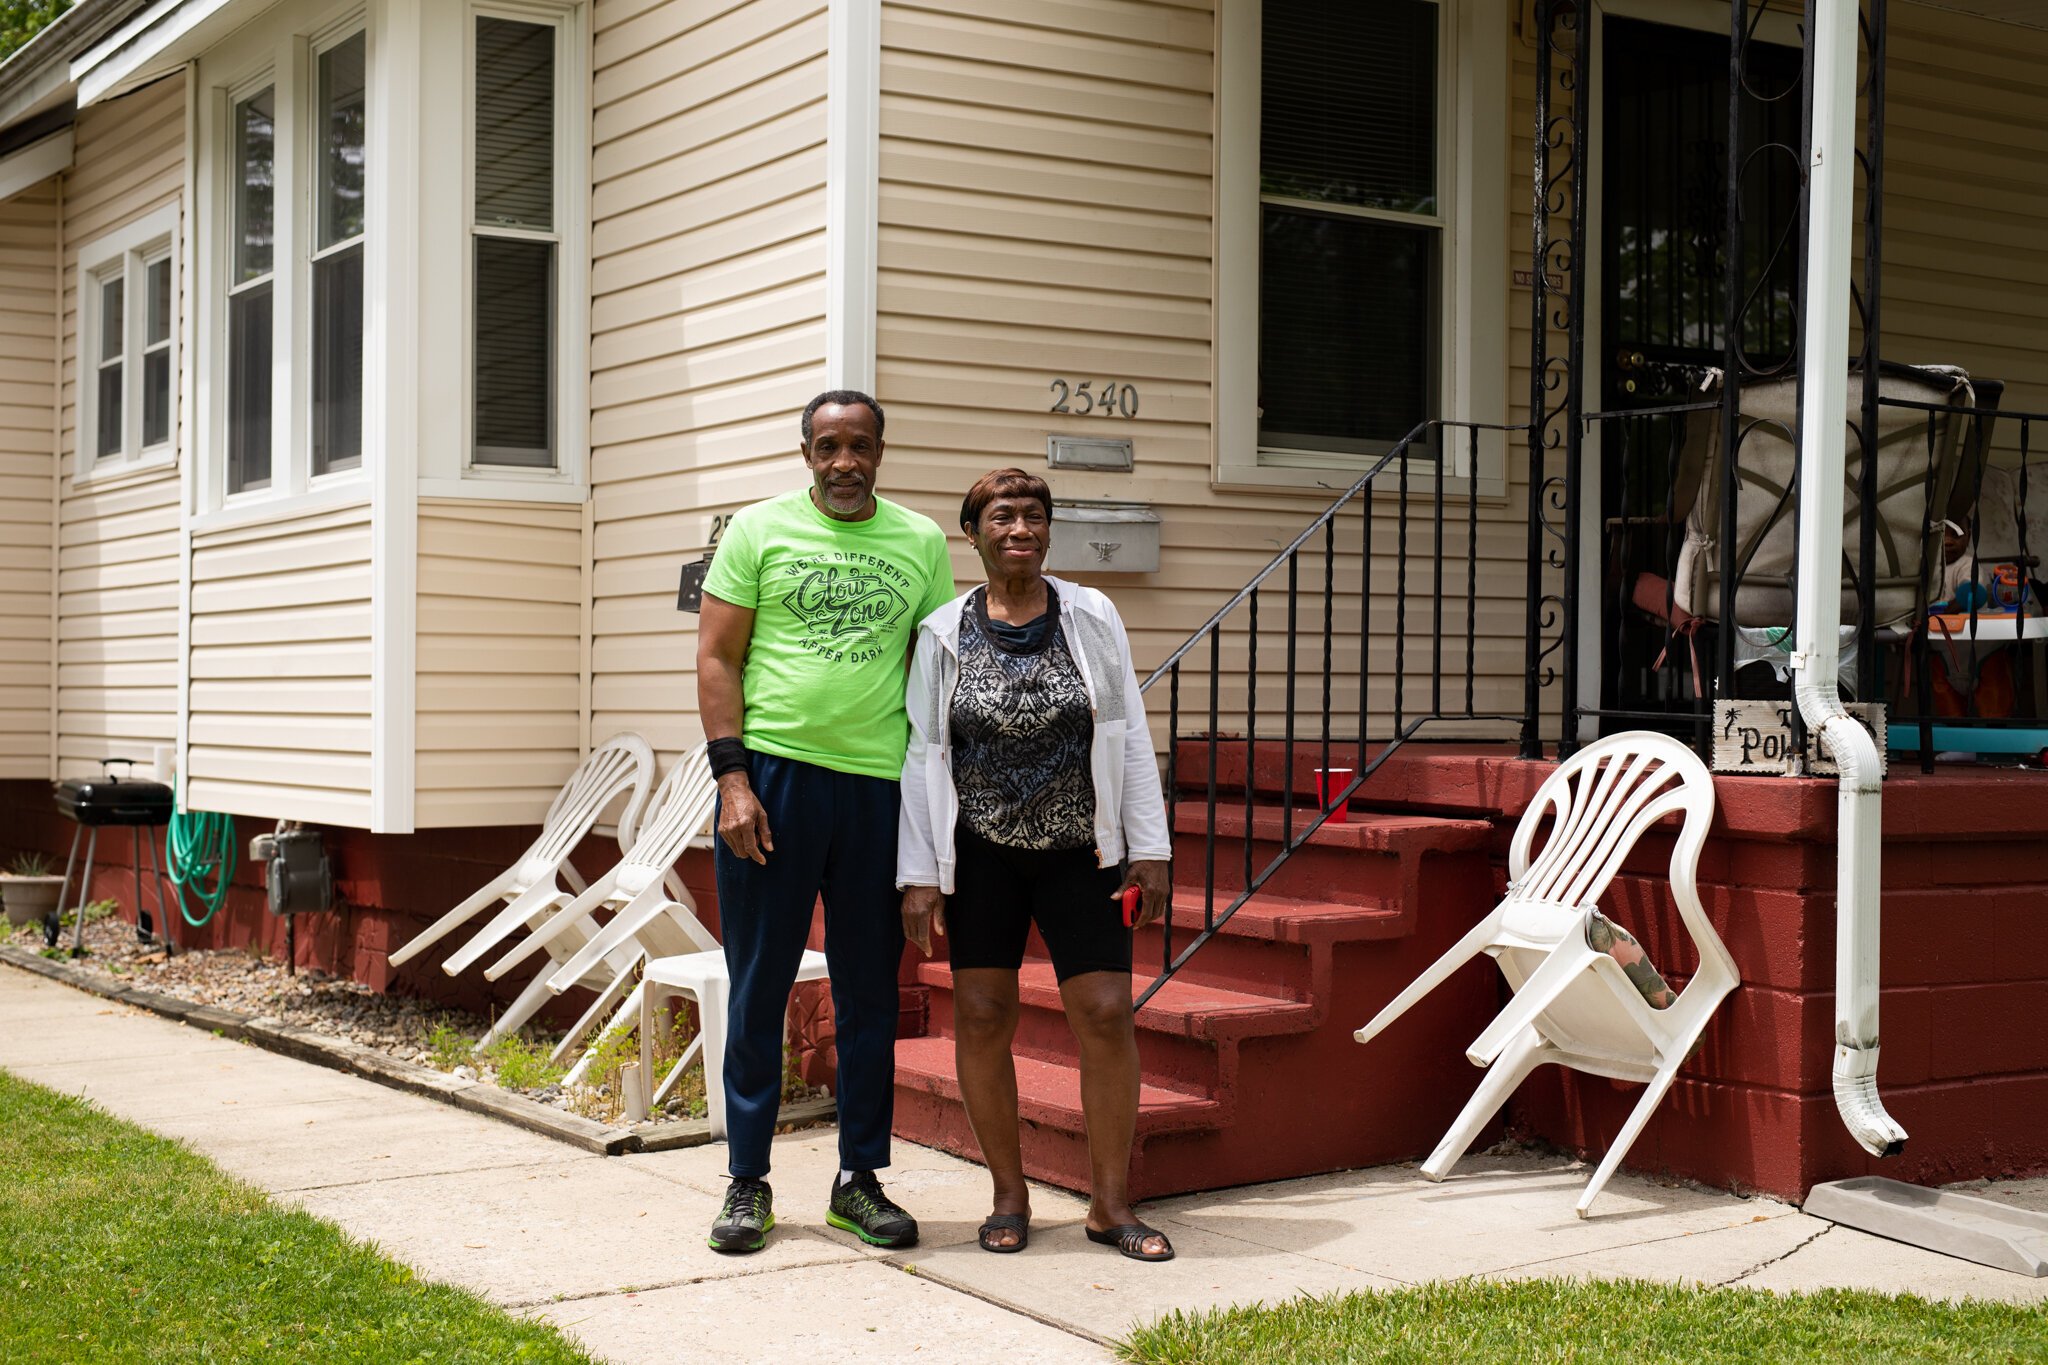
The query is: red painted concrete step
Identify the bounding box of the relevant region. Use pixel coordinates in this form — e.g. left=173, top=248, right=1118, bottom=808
left=1127, top=886, right=1411, bottom=1000
left=894, top=1035, right=1221, bottom=1136
left=1177, top=803, right=1494, bottom=853
left=1174, top=803, right=1494, bottom=907
left=918, top=959, right=1316, bottom=1042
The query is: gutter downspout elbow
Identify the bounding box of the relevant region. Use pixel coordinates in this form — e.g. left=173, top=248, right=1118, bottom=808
left=1795, top=0, right=1907, bottom=1160
left=1793, top=675, right=1906, bottom=1158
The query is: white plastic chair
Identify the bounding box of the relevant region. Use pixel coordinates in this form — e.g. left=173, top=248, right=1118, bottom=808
left=477, top=744, right=726, bottom=1069
left=1354, top=731, right=1735, bottom=1218
left=386, top=734, right=656, bottom=1047
left=635, top=945, right=829, bottom=1135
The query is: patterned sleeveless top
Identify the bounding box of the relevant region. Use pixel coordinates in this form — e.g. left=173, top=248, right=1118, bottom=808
left=950, top=583, right=1096, bottom=850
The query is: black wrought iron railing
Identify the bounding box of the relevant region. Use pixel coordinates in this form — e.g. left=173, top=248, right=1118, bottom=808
left=1131, top=420, right=1527, bottom=1008
left=1878, top=399, right=2044, bottom=766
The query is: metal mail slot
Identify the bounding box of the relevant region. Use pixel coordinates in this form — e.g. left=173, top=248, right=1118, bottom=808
left=1045, top=501, right=1160, bottom=574
left=1048, top=434, right=1134, bottom=472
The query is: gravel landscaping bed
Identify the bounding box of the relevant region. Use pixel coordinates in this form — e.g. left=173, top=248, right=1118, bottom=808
left=2, top=905, right=824, bottom=1132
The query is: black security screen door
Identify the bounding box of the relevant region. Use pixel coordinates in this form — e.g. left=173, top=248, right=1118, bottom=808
left=1598, top=16, right=1802, bottom=725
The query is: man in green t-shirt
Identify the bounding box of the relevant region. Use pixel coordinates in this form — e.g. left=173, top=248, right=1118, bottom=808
left=696, top=390, right=954, bottom=1256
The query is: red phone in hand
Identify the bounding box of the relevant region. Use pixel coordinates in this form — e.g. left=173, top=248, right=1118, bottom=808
left=1121, top=885, right=1142, bottom=928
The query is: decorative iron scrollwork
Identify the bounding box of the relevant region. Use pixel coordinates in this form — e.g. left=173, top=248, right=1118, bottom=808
left=1521, top=0, right=1589, bottom=758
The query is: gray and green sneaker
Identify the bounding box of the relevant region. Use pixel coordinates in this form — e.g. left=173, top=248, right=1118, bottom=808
left=709, top=1176, right=774, bottom=1254
left=826, top=1170, right=919, bottom=1248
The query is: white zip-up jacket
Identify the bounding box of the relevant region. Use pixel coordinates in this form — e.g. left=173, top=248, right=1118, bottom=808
left=897, top=575, right=1172, bottom=893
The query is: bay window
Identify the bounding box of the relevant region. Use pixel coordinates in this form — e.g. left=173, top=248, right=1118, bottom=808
left=196, top=1, right=590, bottom=517
left=226, top=83, right=275, bottom=493
left=205, top=12, right=368, bottom=511
left=470, top=12, right=564, bottom=472
left=313, top=31, right=366, bottom=475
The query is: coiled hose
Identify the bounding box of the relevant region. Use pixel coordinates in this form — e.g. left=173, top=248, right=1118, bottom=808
left=167, top=781, right=235, bottom=928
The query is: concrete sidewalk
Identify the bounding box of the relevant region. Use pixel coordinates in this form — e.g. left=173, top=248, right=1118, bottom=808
left=2, top=968, right=2042, bottom=1365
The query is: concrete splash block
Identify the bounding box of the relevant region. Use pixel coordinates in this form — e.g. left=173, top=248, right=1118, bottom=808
left=1804, top=1177, right=2048, bottom=1277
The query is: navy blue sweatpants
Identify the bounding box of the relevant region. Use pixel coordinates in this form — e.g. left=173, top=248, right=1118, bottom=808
left=716, top=751, right=905, bottom=1179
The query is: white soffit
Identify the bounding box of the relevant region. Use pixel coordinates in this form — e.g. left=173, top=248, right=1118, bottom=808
left=0, top=128, right=72, bottom=200
left=71, top=0, right=275, bottom=107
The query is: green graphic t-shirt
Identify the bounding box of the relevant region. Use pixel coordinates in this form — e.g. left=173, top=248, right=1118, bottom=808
left=703, top=487, right=954, bottom=780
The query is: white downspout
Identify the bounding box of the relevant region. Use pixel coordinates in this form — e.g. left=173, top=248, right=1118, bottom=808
left=1793, top=0, right=1908, bottom=1157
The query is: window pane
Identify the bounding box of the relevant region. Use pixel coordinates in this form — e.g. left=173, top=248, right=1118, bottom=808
left=473, top=236, right=554, bottom=466
left=95, top=364, right=123, bottom=459
left=235, top=87, right=276, bottom=283
left=474, top=18, right=555, bottom=231
left=99, top=275, right=123, bottom=363
left=145, top=257, right=171, bottom=346
left=143, top=351, right=170, bottom=448
left=1259, top=207, right=1436, bottom=451
left=229, top=282, right=273, bottom=491
left=313, top=243, right=364, bottom=474
left=319, top=33, right=367, bottom=248
left=1262, top=0, right=1437, bottom=215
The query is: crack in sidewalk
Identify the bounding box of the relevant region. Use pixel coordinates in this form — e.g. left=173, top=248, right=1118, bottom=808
left=495, top=1249, right=860, bottom=1310
left=1717, top=1220, right=1832, bottom=1287
left=882, top=1258, right=1116, bottom=1350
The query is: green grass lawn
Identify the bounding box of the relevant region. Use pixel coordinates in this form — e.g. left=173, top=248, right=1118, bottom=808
left=1118, top=1277, right=2048, bottom=1364
left=0, top=1068, right=597, bottom=1364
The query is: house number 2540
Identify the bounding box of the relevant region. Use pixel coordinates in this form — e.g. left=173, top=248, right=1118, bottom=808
left=1049, top=379, right=1140, bottom=418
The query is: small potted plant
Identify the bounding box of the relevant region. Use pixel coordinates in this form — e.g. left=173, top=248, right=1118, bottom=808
left=0, top=851, right=67, bottom=928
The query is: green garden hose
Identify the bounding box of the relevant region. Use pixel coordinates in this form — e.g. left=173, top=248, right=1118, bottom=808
left=167, top=781, right=235, bottom=929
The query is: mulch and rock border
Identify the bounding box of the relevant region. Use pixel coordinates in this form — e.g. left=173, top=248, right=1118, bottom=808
left=0, top=914, right=834, bottom=1155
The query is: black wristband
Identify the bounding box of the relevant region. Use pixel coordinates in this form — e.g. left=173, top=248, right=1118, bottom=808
left=706, top=737, right=750, bottom=779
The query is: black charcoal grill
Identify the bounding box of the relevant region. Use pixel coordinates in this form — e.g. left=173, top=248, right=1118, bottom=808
left=51, top=758, right=174, bottom=955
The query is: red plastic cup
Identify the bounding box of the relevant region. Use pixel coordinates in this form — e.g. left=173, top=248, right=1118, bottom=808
left=1121, top=884, right=1142, bottom=927
left=1314, top=767, right=1353, bottom=822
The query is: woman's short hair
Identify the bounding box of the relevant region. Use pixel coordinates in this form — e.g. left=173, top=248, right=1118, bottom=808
left=960, top=468, right=1053, bottom=532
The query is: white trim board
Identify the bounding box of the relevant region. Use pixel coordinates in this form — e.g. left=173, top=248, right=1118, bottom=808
left=368, top=0, right=418, bottom=832
left=74, top=0, right=270, bottom=108
left=826, top=0, right=880, bottom=393
left=0, top=129, right=72, bottom=201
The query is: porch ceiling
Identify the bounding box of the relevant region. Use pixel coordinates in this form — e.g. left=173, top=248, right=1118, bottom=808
left=1914, top=0, right=2048, bottom=28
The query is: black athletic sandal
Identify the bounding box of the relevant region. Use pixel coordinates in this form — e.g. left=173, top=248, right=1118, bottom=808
left=977, top=1212, right=1031, bottom=1253
left=1086, top=1222, right=1175, bottom=1262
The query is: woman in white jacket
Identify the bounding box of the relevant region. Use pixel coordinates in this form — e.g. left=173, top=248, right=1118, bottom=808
left=898, top=468, right=1175, bottom=1262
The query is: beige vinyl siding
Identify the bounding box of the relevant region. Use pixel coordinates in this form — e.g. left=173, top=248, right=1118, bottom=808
left=1871, top=2, right=2048, bottom=456
left=874, top=0, right=1533, bottom=744
left=55, top=75, right=185, bottom=782
left=186, top=504, right=374, bottom=826
left=587, top=0, right=829, bottom=753
left=415, top=501, right=584, bottom=827
left=0, top=181, right=58, bottom=779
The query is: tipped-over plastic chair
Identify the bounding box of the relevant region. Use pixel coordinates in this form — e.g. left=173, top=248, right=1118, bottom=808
left=476, top=744, right=725, bottom=1069
left=1354, top=731, right=1733, bottom=1218
left=386, top=733, right=656, bottom=1045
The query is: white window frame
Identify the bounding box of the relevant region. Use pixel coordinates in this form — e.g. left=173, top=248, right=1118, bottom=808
left=75, top=202, right=181, bottom=485
left=194, top=1, right=370, bottom=527
left=1216, top=0, right=1508, bottom=496
left=309, top=22, right=370, bottom=479
left=414, top=0, right=589, bottom=503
